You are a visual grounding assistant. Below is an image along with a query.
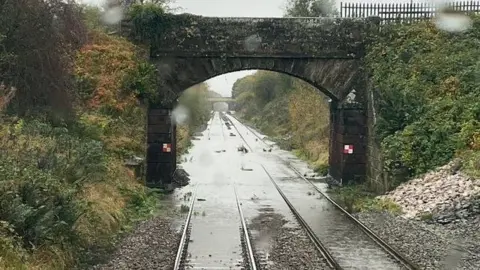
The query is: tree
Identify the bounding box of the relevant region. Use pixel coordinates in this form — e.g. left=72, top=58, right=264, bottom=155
left=285, top=0, right=337, bottom=17
left=178, top=83, right=211, bottom=129
left=109, top=0, right=176, bottom=11
left=0, top=0, right=87, bottom=118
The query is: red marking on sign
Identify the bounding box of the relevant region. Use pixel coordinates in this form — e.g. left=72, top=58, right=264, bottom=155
left=344, top=144, right=354, bottom=154
left=162, top=143, right=172, bottom=153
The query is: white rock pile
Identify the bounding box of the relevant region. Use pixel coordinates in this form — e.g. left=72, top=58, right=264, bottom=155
left=379, top=160, right=480, bottom=224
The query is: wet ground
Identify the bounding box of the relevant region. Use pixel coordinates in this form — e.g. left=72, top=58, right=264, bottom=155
left=172, top=112, right=405, bottom=269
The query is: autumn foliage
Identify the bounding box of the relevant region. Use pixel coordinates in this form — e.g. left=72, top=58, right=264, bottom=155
left=233, top=71, right=330, bottom=174
left=0, top=3, right=160, bottom=269
left=74, top=30, right=141, bottom=112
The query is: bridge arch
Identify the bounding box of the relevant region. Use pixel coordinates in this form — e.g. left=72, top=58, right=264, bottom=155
left=122, top=14, right=376, bottom=189
left=155, top=58, right=365, bottom=103
left=211, top=101, right=229, bottom=112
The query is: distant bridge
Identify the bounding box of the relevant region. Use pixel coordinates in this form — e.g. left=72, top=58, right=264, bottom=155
left=207, top=97, right=237, bottom=111
left=207, top=97, right=234, bottom=102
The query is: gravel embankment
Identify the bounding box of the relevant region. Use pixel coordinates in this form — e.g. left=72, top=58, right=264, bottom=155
left=355, top=211, right=479, bottom=270
left=91, top=215, right=180, bottom=270
left=353, top=160, right=480, bottom=270
left=249, top=209, right=331, bottom=270
left=379, top=160, right=480, bottom=222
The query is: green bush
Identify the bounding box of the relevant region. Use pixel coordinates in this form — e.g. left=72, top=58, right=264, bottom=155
left=314, top=163, right=329, bottom=176
left=0, top=2, right=165, bottom=268
left=0, top=220, right=27, bottom=269
left=74, top=74, right=98, bottom=102
left=328, top=185, right=402, bottom=214
left=121, top=61, right=160, bottom=105
left=128, top=3, right=166, bottom=42
left=0, top=168, right=83, bottom=249
left=367, top=17, right=480, bottom=179
left=461, top=150, right=480, bottom=178
left=0, top=119, right=111, bottom=252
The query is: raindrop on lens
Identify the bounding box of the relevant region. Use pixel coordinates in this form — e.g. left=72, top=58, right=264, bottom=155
left=172, top=105, right=189, bottom=125
left=102, top=6, right=123, bottom=25
left=244, top=34, right=262, bottom=52
left=434, top=4, right=472, bottom=32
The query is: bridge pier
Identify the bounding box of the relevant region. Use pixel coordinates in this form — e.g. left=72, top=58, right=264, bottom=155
left=146, top=106, right=176, bottom=190
left=329, top=102, right=367, bottom=184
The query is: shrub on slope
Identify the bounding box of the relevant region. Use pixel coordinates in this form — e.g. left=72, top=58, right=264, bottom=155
left=0, top=23, right=156, bottom=270
left=367, top=18, right=480, bottom=179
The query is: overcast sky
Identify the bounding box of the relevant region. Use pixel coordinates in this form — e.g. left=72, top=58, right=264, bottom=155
left=82, top=0, right=441, bottom=96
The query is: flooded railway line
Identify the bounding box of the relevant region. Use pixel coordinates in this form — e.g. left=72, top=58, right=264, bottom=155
left=223, top=113, right=419, bottom=270
left=174, top=114, right=259, bottom=270
left=173, top=185, right=259, bottom=270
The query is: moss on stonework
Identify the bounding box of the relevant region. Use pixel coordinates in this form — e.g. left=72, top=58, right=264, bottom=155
left=125, top=4, right=377, bottom=58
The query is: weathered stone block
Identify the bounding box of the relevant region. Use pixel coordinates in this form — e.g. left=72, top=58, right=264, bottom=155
left=147, top=124, right=171, bottom=133
left=337, top=125, right=367, bottom=135
left=146, top=162, right=174, bottom=186
left=343, top=154, right=367, bottom=164
left=148, top=115, right=171, bottom=125
left=147, top=133, right=172, bottom=143
left=135, top=15, right=371, bottom=58
left=146, top=151, right=174, bottom=163
left=149, top=108, right=170, bottom=115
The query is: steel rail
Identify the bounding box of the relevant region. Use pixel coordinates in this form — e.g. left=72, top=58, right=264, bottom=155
left=260, top=165, right=341, bottom=270
left=286, top=164, right=420, bottom=270
left=219, top=112, right=226, bottom=141
left=226, top=114, right=254, bottom=153
left=233, top=183, right=258, bottom=270
left=173, top=184, right=198, bottom=270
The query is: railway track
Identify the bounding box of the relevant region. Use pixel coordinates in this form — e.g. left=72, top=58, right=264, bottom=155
left=219, top=112, right=226, bottom=141
left=226, top=114, right=420, bottom=270
left=221, top=113, right=253, bottom=152
left=233, top=183, right=258, bottom=270
left=173, top=185, right=198, bottom=270
left=260, top=165, right=340, bottom=269
left=286, top=164, right=419, bottom=270
left=173, top=181, right=259, bottom=270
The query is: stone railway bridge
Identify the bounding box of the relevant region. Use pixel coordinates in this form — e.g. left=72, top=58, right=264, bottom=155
left=207, top=97, right=236, bottom=111
left=121, top=14, right=381, bottom=189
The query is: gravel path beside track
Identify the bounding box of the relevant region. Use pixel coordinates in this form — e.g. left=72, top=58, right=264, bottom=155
left=249, top=208, right=331, bottom=270
left=354, top=211, right=480, bottom=270
left=91, top=215, right=180, bottom=270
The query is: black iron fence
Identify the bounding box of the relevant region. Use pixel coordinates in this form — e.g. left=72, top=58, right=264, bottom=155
left=340, top=1, right=480, bottom=23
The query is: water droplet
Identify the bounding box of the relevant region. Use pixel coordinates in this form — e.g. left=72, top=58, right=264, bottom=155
left=244, top=34, right=262, bottom=52
left=213, top=172, right=224, bottom=182
left=172, top=105, right=189, bottom=125
left=102, top=6, right=123, bottom=25
left=198, top=151, right=212, bottom=167
left=434, top=8, right=472, bottom=32
left=311, top=0, right=334, bottom=16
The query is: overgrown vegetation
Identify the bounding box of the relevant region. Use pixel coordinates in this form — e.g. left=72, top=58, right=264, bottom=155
left=233, top=71, right=331, bottom=174
left=176, top=83, right=213, bottom=155
left=284, top=0, right=338, bottom=16
left=368, top=17, right=480, bottom=180
left=328, top=185, right=402, bottom=214
left=0, top=0, right=87, bottom=119
left=0, top=1, right=210, bottom=269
